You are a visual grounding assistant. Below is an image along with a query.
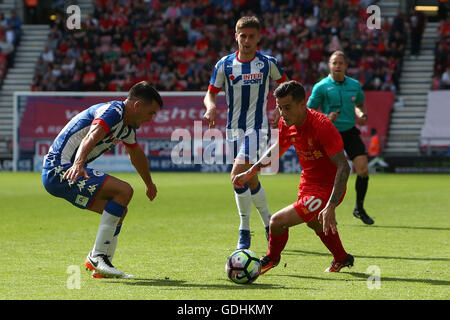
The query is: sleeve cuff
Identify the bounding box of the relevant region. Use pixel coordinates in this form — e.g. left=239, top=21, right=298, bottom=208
left=208, top=84, right=221, bottom=93
left=276, top=73, right=287, bottom=84
left=122, top=141, right=139, bottom=148
left=92, top=118, right=110, bottom=134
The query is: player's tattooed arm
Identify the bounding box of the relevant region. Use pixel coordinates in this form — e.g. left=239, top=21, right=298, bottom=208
left=318, top=150, right=350, bottom=235
left=328, top=150, right=350, bottom=205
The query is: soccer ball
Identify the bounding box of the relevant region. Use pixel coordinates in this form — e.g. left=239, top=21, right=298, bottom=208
left=225, top=249, right=261, bottom=284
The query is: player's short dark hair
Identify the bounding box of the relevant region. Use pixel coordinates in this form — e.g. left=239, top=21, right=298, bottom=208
left=128, top=81, right=163, bottom=108
left=235, top=16, right=261, bottom=32
left=273, top=80, right=306, bottom=103
left=329, top=50, right=348, bottom=63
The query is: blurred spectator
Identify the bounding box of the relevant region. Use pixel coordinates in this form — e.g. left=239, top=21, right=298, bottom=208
left=368, top=128, right=380, bottom=159
left=432, top=17, right=450, bottom=90
left=33, top=0, right=402, bottom=93
left=408, top=8, right=426, bottom=56
left=6, top=11, right=22, bottom=45
left=0, top=47, right=7, bottom=86
left=441, top=67, right=450, bottom=89
left=0, top=12, right=7, bottom=29
left=0, top=33, right=13, bottom=56
left=41, top=46, right=54, bottom=64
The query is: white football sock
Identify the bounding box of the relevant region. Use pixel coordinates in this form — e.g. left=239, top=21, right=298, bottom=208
left=106, top=224, right=121, bottom=262
left=92, top=202, right=125, bottom=257
left=234, top=187, right=252, bottom=231
left=251, top=184, right=271, bottom=227
left=107, top=235, right=118, bottom=262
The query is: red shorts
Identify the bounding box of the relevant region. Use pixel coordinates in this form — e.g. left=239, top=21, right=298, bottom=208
left=293, top=188, right=346, bottom=223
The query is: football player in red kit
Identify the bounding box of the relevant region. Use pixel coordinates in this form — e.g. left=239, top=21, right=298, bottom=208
left=233, top=80, right=354, bottom=273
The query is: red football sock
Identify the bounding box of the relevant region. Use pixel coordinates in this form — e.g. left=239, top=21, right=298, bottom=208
left=316, top=230, right=348, bottom=262
left=267, top=229, right=289, bottom=261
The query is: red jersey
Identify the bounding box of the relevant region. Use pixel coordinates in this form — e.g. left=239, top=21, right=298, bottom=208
left=279, top=108, right=344, bottom=193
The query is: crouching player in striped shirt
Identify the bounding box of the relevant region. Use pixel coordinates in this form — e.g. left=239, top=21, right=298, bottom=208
left=233, top=81, right=354, bottom=273
left=42, top=81, right=163, bottom=278
left=203, top=16, right=287, bottom=250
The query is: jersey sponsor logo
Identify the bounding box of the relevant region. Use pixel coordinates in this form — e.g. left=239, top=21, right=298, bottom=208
left=230, top=73, right=263, bottom=85
left=298, top=150, right=324, bottom=161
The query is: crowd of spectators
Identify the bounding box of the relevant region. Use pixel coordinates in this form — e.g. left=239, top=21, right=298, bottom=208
left=432, top=16, right=450, bottom=90
left=0, top=11, right=22, bottom=88
left=32, top=0, right=406, bottom=93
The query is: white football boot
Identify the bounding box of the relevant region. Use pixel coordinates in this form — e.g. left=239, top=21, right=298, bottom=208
left=84, top=252, right=124, bottom=278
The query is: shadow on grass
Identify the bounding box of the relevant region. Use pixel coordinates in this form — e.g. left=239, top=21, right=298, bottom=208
left=348, top=224, right=450, bottom=231
left=271, top=272, right=450, bottom=286
left=284, top=249, right=450, bottom=262
left=346, top=272, right=450, bottom=286
left=104, top=277, right=295, bottom=290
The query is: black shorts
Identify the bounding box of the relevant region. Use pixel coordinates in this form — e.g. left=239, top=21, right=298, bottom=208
left=339, top=126, right=367, bottom=160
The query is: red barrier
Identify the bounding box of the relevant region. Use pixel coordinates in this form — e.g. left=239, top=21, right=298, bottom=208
left=19, top=91, right=394, bottom=149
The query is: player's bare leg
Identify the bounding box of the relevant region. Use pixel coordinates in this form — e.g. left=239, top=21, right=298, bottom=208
left=84, top=176, right=134, bottom=278
left=352, top=155, right=374, bottom=225
left=260, top=205, right=304, bottom=274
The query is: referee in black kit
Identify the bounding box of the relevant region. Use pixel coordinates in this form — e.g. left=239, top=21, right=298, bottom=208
left=307, top=51, right=374, bottom=225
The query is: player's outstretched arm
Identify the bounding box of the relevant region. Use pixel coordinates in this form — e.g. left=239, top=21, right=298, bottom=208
left=63, top=123, right=107, bottom=183
left=318, top=150, right=350, bottom=235
left=126, top=145, right=157, bottom=201
left=232, top=141, right=281, bottom=188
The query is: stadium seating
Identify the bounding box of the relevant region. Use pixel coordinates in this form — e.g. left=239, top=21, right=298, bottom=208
left=0, top=8, right=22, bottom=158
left=0, top=10, right=21, bottom=89
left=31, top=0, right=404, bottom=93
left=432, top=17, right=450, bottom=90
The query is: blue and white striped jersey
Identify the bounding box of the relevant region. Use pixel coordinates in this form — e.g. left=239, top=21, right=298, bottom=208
left=43, top=100, right=137, bottom=169
left=209, top=51, right=286, bottom=140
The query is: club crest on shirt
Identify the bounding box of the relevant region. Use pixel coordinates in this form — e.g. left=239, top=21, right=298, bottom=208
left=92, top=169, right=105, bottom=177
left=255, top=61, right=264, bottom=69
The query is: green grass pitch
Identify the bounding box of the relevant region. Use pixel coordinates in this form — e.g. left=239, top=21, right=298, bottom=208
left=0, top=172, right=449, bottom=300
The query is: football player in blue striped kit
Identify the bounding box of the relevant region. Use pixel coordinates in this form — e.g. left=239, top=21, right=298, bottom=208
left=42, top=81, right=163, bottom=278
left=203, top=16, right=287, bottom=249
